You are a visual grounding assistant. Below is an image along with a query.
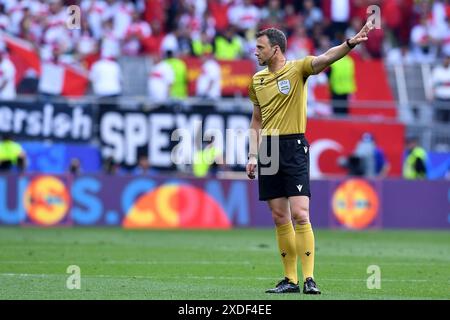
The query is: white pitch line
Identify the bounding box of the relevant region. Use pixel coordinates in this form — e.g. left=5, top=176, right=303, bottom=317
left=0, top=273, right=442, bottom=283
left=0, top=260, right=252, bottom=265
left=0, top=260, right=448, bottom=266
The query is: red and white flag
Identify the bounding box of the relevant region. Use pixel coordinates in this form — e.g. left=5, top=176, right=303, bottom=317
left=1, top=32, right=89, bottom=97
left=39, top=62, right=89, bottom=97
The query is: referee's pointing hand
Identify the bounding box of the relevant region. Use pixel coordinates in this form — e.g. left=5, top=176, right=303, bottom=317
left=349, top=20, right=375, bottom=46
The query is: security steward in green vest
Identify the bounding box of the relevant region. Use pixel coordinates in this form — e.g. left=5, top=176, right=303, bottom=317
left=0, top=133, right=26, bottom=172
left=193, top=136, right=223, bottom=178
left=192, top=32, right=214, bottom=57
left=403, top=137, right=427, bottom=179
left=165, top=50, right=188, bottom=99
left=329, top=55, right=356, bottom=115
left=213, top=28, right=243, bottom=60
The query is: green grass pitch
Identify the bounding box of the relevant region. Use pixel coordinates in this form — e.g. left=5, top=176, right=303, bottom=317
left=0, top=227, right=449, bottom=300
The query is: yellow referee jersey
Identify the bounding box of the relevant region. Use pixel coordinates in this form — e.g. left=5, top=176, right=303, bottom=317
left=248, top=56, right=315, bottom=135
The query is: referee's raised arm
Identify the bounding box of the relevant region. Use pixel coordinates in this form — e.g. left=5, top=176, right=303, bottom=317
left=311, top=21, right=375, bottom=74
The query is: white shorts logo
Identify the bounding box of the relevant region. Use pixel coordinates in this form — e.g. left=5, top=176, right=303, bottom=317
left=277, top=79, right=291, bottom=95
left=296, top=184, right=303, bottom=192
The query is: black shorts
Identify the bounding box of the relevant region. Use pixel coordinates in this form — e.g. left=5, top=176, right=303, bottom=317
left=258, top=134, right=311, bottom=201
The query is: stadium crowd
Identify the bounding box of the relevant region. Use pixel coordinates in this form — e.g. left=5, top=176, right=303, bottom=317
left=0, top=0, right=447, bottom=113
left=0, top=0, right=448, bottom=68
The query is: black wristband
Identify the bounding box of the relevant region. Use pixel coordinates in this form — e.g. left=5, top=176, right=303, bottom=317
left=346, top=39, right=356, bottom=49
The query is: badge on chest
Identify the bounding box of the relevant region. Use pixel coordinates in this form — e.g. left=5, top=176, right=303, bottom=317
left=277, top=79, right=291, bottom=95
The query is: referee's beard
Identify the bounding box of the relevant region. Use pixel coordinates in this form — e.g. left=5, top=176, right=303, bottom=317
left=258, top=48, right=277, bottom=67
left=259, top=54, right=271, bottom=67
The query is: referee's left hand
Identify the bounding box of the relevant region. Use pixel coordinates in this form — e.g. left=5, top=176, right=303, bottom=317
left=350, top=20, right=375, bottom=46
left=246, top=157, right=257, bottom=179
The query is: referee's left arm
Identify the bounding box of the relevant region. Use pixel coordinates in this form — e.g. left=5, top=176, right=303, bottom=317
left=311, top=21, right=374, bottom=74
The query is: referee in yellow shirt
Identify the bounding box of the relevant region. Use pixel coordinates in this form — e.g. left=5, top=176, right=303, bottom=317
left=246, top=22, right=374, bottom=294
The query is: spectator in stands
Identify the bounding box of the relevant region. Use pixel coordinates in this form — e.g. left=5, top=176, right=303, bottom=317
left=364, top=24, right=385, bottom=59
left=81, top=0, right=107, bottom=40
left=0, top=4, right=10, bottom=33
left=213, top=27, right=243, bottom=60
left=410, top=16, right=438, bottom=64
left=386, top=42, right=414, bottom=66
left=75, top=19, right=98, bottom=60
left=164, top=49, right=187, bottom=99
left=302, top=0, right=323, bottom=32
left=123, top=10, right=152, bottom=56
left=260, top=0, right=284, bottom=30
left=431, top=52, right=450, bottom=122
left=178, top=2, right=202, bottom=41
left=0, top=43, right=16, bottom=101
left=191, top=30, right=213, bottom=57
left=89, top=45, right=122, bottom=101
left=283, top=4, right=302, bottom=36
left=441, top=18, right=450, bottom=58
left=342, top=132, right=376, bottom=177
left=8, top=0, right=28, bottom=36
left=0, top=133, right=26, bottom=173
left=382, top=0, right=415, bottom=48
left=144, top=0, right=165, bottom=28
left=201, top=10, right=217, bottom=40
left=100, top=18, right=121, bottom=60
left=19, top=4, right=39, bottom=44
left=133, top=154, right=159, bottom=175
left=103, top=156, right=119, bottom=175
left=374, top=143, right=390, bottom=178
left=69, top=158, right=82, bottom=176
left=314, top=34, right=331, bottom=56
left=339, top=133, right=390, bottom=178
left=228, top=0, right=261, bottom=36
left=428, top=0, right=448, bottom=47
left=17, top=69, right=39, bottom=95
left=112, top=0, right=135, bottom=40
left=306, top=72, right=331, bottom=117
left=38, top=44, right=64, bottom=102
left=177, top=26, right=195, bottom=56
left=196, top=51, right=222, bottom=100
left=142, top=20, right=165, bottom=56
left=322, top=0, right=351, bottom=41
left=286, top=26, right=314, bottom=60
left=403, top=136, right=428, bottom=179
left=328, top=53, right=356, bottom=115
left=208, top=0, right=230, bottom=33
left=43, top=0, right=72, bottom=54
left=160, top=29, right=179, bottom=54
left=148, top=53, right=174, bottom=103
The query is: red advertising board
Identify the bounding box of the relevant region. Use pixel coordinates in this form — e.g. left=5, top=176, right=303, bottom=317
left=313, top=54, right=397, bottom=118
left=183, top=57, right=254, bottom=97
left=307, top=118, right=404, bottom=177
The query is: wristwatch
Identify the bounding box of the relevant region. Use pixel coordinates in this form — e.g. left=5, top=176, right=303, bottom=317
left=346, top=39, right=356, bottom=49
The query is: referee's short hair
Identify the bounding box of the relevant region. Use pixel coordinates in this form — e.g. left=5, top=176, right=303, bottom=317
left=256, top=28, right=287, bottom=53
